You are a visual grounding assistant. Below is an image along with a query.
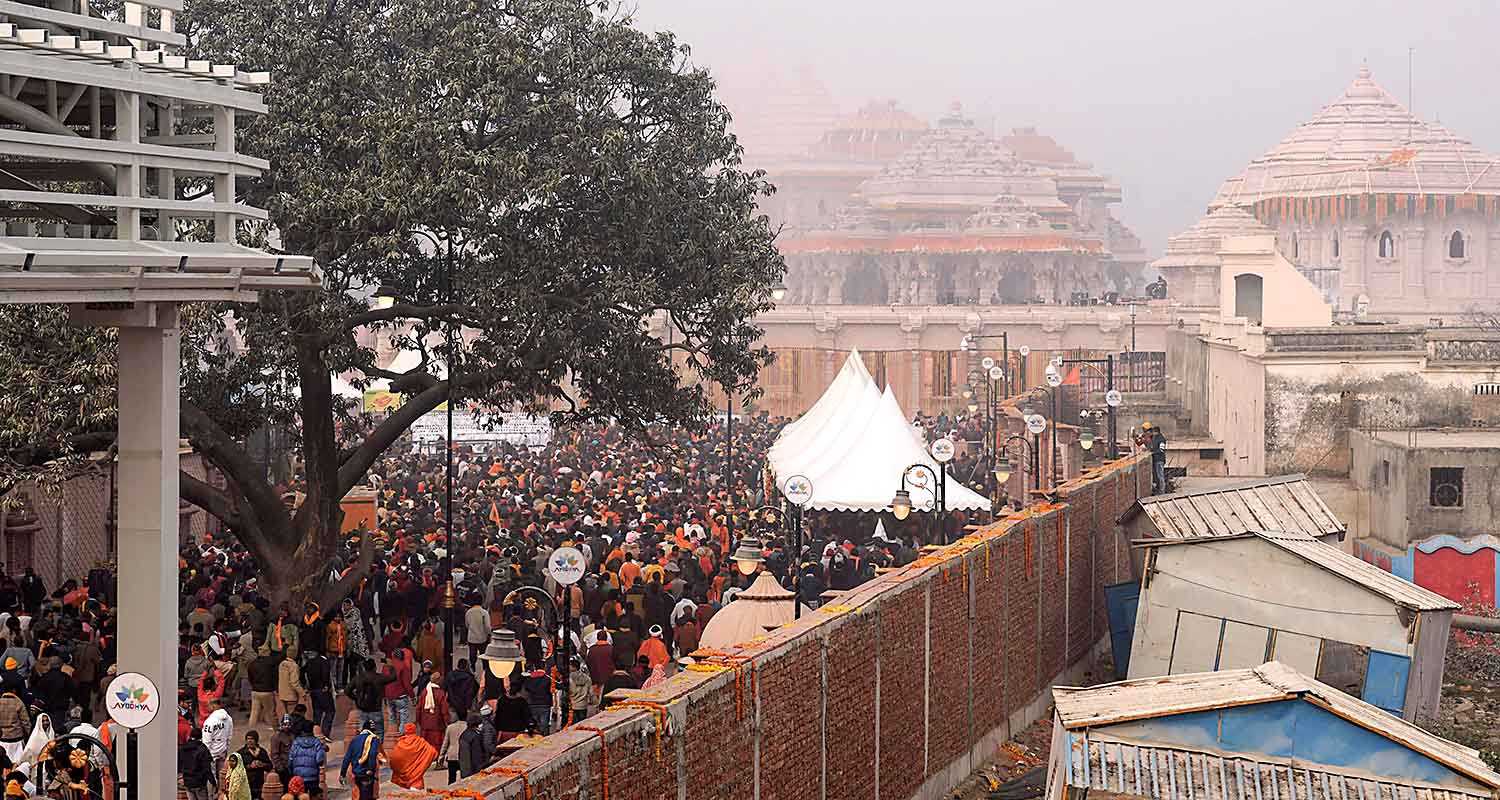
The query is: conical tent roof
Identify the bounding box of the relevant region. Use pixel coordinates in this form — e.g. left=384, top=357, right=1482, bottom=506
left=770, top=349, right=873, bottom=462
left=771, top=374, right=991, bottom=513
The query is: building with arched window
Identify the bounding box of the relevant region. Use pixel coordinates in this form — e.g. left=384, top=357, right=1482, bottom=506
left=1166, top=66, right=1500, bottom=321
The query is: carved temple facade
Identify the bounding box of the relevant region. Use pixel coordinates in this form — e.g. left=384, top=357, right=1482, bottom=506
left=712, top=69, right=1155, bottom=416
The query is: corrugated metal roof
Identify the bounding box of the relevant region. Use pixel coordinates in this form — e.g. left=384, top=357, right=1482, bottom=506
left=1119, top=474, right=1345, bottom=540
left=1140, top=530, right=1458, bottom=612
left=1067, top=737, right=1493, bottom=800
left=1053, top=663, right=1500, bottom=791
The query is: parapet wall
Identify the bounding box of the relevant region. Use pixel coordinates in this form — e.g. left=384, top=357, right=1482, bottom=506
left=399, top=454, right=1150, bottom=800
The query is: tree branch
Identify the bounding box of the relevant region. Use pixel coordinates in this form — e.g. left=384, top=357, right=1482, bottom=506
left=180, top=401, right=292, bottom=543
left=341, top=303, right=474, bottom=333
left=179, top=471, right=240, bottom=530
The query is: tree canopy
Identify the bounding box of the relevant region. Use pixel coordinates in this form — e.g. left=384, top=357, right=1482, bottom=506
left=1, top=0, right=783, bottom=605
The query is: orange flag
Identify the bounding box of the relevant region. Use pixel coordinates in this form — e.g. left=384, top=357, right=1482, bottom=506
left=489, top=500, right=503, bottom=527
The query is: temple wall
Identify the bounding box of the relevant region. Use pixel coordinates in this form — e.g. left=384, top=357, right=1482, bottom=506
left=379, top=453, right=1152, bottom=800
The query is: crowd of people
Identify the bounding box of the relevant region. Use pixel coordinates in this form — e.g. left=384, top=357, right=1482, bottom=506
left=0, top=397, right=1142, bottom=798
left=165, top=411, right=964, bottom=797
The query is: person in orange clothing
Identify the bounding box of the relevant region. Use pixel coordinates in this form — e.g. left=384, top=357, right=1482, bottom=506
left=638, top=625, right=670, bottom=671
left=618, top=555, right=641, bottom=591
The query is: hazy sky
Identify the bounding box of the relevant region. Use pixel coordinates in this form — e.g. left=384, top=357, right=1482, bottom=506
left=629, top=0, right=1500, bottom=255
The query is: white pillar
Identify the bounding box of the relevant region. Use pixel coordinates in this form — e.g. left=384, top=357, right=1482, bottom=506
left=115, top=305, right=180, bottom=800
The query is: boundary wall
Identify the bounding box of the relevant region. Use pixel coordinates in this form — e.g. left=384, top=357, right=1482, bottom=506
left=400, top=453, right=1150, bottom=800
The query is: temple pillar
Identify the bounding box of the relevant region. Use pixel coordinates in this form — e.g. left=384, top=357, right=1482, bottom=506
left=1407, top=225, right=1427, bottom=298
left=917, top=256, right=939, bottom=305
left=1341, top=224, right=1367, bottom=308
left=827, top=267, right=844, bottom=305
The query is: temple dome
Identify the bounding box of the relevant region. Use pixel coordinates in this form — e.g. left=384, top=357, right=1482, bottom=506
left=809, top=100, right=929, bottom=162
left=718, top=65, right=840, bottom=165
left=1155, top=205, right=1275, bottom=267
left=1212, top=66, right=1500, bottom=207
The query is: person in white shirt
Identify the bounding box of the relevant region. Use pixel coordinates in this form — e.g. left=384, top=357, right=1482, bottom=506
left=200, top=697, right=234, bottom=777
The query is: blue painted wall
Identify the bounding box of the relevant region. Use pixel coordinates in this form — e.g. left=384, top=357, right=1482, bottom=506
left=1099, top=700, right=1462, bottom=786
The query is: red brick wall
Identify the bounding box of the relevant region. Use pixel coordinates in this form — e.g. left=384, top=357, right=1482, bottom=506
left=385, top=454, right=1149, bottom=800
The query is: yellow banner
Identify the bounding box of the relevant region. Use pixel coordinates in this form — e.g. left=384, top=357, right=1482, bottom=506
left=363, top=390, right=404, bottom=413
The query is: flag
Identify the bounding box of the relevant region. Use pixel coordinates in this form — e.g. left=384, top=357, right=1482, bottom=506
left=489, top=500, right=503, bottom=527
left=1062, top=366, right=1082, bottom=386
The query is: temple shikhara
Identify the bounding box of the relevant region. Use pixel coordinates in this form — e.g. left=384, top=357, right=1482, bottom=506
left=1160, top=65, right=1500, bottom=320
left=703, top=67, right=1163, bottom=418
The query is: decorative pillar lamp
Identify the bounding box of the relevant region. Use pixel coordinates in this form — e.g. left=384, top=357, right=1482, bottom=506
left=770, top=282, right=788, bottom=303
left=890, top=489, right=913, bottom=521
left=733, top=537, right=765, bottom=576
left=478, top=628, right=522, bottom=678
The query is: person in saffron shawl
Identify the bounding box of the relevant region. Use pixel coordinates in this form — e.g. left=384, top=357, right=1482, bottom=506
left=414, top=671, right=449, bottom=749
left=386, top=724, right=436, bottom=790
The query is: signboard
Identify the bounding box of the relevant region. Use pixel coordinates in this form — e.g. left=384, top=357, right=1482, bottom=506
left=1025, top=414, right=1047, bottom=435
left=409, top=410, right=552, bottom=449
left=547, top=546, right=587, bottom=586
left=1105, top=389, right=1123, bottom=407
left=363, top=389, right=404, bottom=413
left=106, top=671, right=160, bottom=729
left=930, top=437, right=955, bottom=463
left=981, top=356, right=995, bottom=369
left=988, top=366, right=1004, bottom=381
left=783, top=474, right=814, bottom=506
left=1018, top=345, right=1031, bottom=357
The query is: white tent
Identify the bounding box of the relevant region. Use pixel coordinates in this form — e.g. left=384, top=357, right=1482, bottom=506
left=770, top=352, right=990, bottom=513
left=768, top=348, right=874, bottom=463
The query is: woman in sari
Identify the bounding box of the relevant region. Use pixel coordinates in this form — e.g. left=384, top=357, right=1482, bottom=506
left=223, top=752, right=252, bottom=800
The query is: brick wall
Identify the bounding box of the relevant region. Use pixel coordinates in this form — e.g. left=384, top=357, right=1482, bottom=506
left=391, top=453, right=1148, bottom=800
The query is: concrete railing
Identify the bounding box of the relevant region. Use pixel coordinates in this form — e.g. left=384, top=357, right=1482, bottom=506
left=387, top=454, right=1151, bottom=800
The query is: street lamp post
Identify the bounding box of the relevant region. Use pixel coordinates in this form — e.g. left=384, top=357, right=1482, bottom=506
left=1023, top=383, right=1059, bottom=491
left=1128, top=303, right=1137, bottom=352
left=1062, top=355, right=1120, bottom=459
left=994, top=435, right=1038, bottom=499
left=890, top=461, right=946, bottom=544
left=780, top=474, right=815, bottom=619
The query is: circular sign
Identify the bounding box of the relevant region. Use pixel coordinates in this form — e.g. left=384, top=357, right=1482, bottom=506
left=106, top=671, right=160, bottom=730
left=1018, top=345, right=1031, bottom=357
left=783, top=474, right=814, bottom=507
left=981, top=356, right=996, bottom=370
left=988, top=366, right=1004, bottom=381
left=930, top=437, right=955, bottom=463
left=1105, top=389, right=1123, bottom=408
left=1025, top=414, right=1047, bottom=435
left=1046, top=371, right=1063, bottom=387
left=547, top=546, right=587, bottom=586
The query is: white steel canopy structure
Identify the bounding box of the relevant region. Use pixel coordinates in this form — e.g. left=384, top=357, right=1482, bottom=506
left=0, top=1, right=317, bottom=792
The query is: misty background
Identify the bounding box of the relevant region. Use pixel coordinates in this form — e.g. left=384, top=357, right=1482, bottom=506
left=631, top=0, right=1499, bottom=256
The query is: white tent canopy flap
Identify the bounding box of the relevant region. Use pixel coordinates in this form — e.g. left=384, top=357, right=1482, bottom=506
left=770, top=351, right=990, bottom=514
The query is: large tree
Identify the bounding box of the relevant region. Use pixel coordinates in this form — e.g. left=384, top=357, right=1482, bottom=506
left=1, top=0, right=783, bottom=606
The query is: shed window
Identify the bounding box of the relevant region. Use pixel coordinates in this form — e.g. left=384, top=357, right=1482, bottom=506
left=1430, top=467, right=1464, bottom=507
left=1449, top=231, right=1466, bottom=259
left=1316, top=639, right=1370, bottom=697
left=1378, top=230, right=1395, bottom=258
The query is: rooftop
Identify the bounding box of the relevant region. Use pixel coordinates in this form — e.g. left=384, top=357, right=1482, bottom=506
left=1366, top=429, right=1500, bottom=448
left=1139, top=529, right=1458, bottom=611
left=1054, top=664, right=1500, bottom=800
left=1118, top=473, right=1344, bottom=540
left=1213, top=66, right=1500, bottom=206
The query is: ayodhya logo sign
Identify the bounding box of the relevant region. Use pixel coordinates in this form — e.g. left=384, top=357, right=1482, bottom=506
left=113, top=685, right=152, bottom=711
left=105, top=672, right=161, bottom=729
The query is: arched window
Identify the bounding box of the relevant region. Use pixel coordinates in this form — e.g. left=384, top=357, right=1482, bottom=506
left=1449, top=231, right=1466, bottom=259
left=1378, top=230, right=1395, bottom=258
left=1331, top=235, right=1340, bottom=259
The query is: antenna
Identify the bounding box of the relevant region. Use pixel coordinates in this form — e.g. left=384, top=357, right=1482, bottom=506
left=1408, top=46, right=1414, bottom=142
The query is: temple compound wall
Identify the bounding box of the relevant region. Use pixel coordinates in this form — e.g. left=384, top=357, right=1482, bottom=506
left=382, top=454, right=1151, bottom=800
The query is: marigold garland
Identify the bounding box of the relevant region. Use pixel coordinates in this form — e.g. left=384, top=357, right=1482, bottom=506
left=486, top=765, right=533, bottom=800
left=575, top=725, right=610, bottom=800
left=612, top=700, right=670, bottom=763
